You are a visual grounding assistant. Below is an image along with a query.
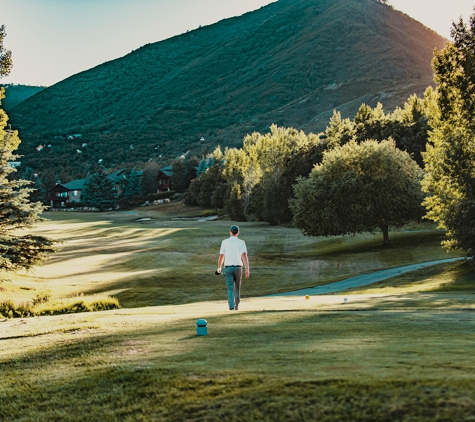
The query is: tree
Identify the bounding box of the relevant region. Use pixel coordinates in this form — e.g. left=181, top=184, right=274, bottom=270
left=0, top=26, right=12, bottom=78
left=170, top=159, right=189, bottom=193
left=196, top=163, right=226, bottom=209
left=0, top=83, right=56, bottom=271
left=422, top=13, right=475, bottom=258
left=222, top=145, right=260, bottom=220
left=184, top=146, right=226, bottom=208
left=196, top=157, right=208, bottom=177
left=21, top=166, right=46, bottom=203
left=325, top=110, right=354, bottom=148
left=290, top=139, right=425, bottom=245
left=325, top=97, right=435, bottom=168
left=222, top=125, right=322, bottom=223
left=40, top=169, right=56, bottom=192
left=388, top=89, right=435, bottom=167
left=81, top=167, right=118, bottom=210
left=124, top=168, right=142, bottom=198
left=354, top=102, right=388, bottom=143
left=247, top=127, right=323, bottom=225
left=141, top=161, right=159, bottom=194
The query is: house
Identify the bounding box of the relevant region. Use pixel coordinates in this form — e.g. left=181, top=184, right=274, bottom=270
left=107, top=169, right=127, bottom=196
left=47, top=169, right=128, bottom=208
left=156, top=165, right=199, bottom=192
left=156, top=165, right=173, bottom=192
left=48, top=178, right=86, bottom=208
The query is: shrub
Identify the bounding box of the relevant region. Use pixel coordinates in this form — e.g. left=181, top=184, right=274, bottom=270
left=172, top=193, right=185, bottom=201
left=32, top=289, right=52, bottom=306
left=34, top=295, right=120, bottom=316
left=0, top=300, right=34, bottom=318
left=0, top=295, right=120, bottom=318
left=146, top=191, right=176, bottom=202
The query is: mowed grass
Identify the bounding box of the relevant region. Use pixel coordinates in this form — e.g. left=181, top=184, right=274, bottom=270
left=341, top=261, right=475, bottom=296
left=3, top=203, right=458, bottom=308
left=2, top=299, right=475, bottom=421
left=1, top=204, right=474, bottom=421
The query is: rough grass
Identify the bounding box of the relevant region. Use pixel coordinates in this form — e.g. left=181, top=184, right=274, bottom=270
left=1, top=206, right=473, bottom=421
left=0, top=295, right=119, bottom=318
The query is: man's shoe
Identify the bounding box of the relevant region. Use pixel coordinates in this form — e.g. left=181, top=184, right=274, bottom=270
left=235, top=305, right=239, bottom=311
left=229, top=308, right=234, bottom=311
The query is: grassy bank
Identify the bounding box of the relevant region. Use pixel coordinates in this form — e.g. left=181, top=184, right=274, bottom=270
left=1, top=296, right=475, bottom=421
left=1, top=205, right=473, bottom=421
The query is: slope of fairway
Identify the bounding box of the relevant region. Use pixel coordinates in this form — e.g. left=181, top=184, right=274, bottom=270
left=1, top=205, right=475, bottom=421
left=2, top=293, right=475, bottom=421
left=4, top=203, right=459, bottom=308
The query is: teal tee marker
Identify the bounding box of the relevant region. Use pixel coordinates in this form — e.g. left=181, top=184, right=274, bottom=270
left=196, top=319, right=208, bottom=336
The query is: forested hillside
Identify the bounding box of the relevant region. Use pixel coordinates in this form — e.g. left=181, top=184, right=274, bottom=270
left=8, top=0, right=445, bottom=180
left=0, top=84, right=45, bottom=112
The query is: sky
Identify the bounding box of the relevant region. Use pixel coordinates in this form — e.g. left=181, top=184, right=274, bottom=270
left=1, top=0, right=474, bottom=87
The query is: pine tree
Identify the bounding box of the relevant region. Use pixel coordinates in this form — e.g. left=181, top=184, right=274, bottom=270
left=422, top=13, right=475, bottom=258
left=81, top=167, right=118, bottom=210
left=22, top=166, right=35, bottom=181
left=196, top=158, right=208, bottom=177
left=0, top=92, right=56, bottom=272
left=31, top=177, right=47, bottom=203
left=124, top=168, right=142, bottom=198
left=21, top=166, right=46, bottom=203
left=0, top=27, right=55, bottom=273
left=0, top=25, right=12, bottom=78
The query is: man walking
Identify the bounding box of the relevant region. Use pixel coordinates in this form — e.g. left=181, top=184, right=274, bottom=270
left=217, top=225, right=250, bottom=310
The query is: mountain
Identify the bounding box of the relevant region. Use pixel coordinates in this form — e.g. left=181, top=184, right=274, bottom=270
left=7, top=0, right=446, bottom=180
left=1, top=84, right=45, bottom=112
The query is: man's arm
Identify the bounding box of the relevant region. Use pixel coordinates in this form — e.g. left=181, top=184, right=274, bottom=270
left=242, top=252, right=250, bottom=278
left=217, top=254, right=225, bottom=273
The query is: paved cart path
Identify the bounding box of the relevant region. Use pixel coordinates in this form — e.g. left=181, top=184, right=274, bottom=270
left=270, top=257, right=464, bottom=296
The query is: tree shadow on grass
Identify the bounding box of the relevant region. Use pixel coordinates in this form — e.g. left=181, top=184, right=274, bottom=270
left=2, top=309, right=475, bottom=421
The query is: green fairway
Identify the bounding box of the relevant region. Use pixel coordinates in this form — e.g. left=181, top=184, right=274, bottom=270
left=4, top=203, right=459, bottom=308
left=1, top=205, right=474, bottom=421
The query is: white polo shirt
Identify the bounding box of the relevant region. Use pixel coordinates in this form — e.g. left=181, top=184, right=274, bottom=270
left=220, top=236, right=247, bottom=266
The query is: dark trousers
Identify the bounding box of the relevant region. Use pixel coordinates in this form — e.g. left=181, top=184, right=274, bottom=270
left=224, top=266, right=242, bottom=309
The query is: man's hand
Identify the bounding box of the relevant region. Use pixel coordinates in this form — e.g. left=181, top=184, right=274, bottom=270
left=215, top=268, right=222, bottom=275
left=245, top=269, right=250, bottom=278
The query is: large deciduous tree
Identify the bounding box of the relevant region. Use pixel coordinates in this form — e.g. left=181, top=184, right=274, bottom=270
left=290, top=139, right=425, bottom=245
left=171, top=157, right=199, bottom=193
left=422, top=13, right=475, bottom=258
left=324, top=95, right=434, bottom=168
left=222, top=125, right=323, bottom=223
left=141, top=161, right=159, bottom=194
